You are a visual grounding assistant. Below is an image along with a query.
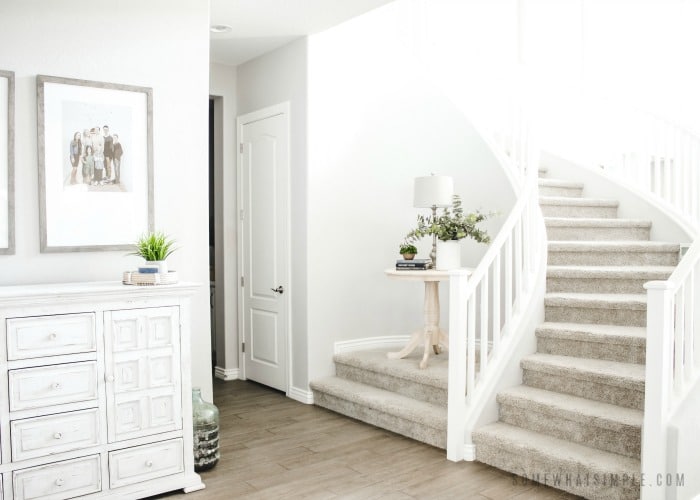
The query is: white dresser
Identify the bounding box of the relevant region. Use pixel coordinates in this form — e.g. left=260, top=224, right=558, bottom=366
left=0, top=281, right=205, bottom=499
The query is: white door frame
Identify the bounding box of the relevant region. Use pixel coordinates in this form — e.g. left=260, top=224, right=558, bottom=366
left=236, top=101, right=292, bottom=395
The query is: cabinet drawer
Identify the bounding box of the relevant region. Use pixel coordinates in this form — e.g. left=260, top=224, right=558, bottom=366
left=11, top=408, right=100, bottom=461
left=108, top=438, right=183, bottom=488
left=7, top=313, right=96, bottom=360
left=13, top=455, right=101, bottom=500
left=9, top=362, right=98, bottom=412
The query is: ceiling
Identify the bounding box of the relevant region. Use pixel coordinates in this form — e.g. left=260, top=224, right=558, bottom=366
left=210, top=0, right=395, bottom=67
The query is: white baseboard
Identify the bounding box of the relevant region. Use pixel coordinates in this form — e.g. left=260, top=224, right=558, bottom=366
left=214, top=366, right=240, bottom=381
left=334, top=335, right=411, bottom=354
left=463, top=444, right=476, bottom=461
left=288, top=385, right=314, bottom=404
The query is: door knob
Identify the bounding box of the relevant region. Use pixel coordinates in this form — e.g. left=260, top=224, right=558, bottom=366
left=271, top=285, right=284, bottom=294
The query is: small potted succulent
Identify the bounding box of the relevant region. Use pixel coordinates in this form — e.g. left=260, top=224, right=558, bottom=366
left=131, top=231, right=177, bottom=274
left=399, top=243, right=418, bottom=260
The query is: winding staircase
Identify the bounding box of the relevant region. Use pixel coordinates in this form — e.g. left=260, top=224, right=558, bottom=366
left=311, top=165, right=682, bottom=500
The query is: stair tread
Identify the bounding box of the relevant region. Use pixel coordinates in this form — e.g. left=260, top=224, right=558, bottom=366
left=545, top=292, right=647, bottom=309
left=334, top=349, right=448, bottom=390
left=544, top=217, right=652, bottom=228
left=474, top=422, right=640, bottom=472
left=547, top=265, right=675, bottom=278
left=498, top=385, right=643, bottom=429
left=549, top=241, right=680, bottom=252
left=539, top=196, right=619, bottom=207
left=538, top=179, right=584, bottom=188
left=522, top=353, right=645, bottom=387
left=537, top=322, right=646, bottom=344
left=310, top=376, right=447, bottom=428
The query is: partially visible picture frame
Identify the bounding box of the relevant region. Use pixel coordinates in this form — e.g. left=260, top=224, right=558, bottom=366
left=0, top=70, right=14, bottom=255
left=37, top=75, right=153, bottom=252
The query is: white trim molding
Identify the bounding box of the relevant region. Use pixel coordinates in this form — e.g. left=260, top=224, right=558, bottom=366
left=288, top=386, right=314, bottom=405
left=463, top=444, right=476, bottom=461
left=214, top=366, right=240, bottom=381
left=334, top=336, right=411, bottom=354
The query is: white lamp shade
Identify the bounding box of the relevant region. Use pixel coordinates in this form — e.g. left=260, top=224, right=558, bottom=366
left=413, top=175, right=454, bottom=208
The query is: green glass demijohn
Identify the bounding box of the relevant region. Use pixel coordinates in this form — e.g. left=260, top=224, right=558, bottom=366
left=192, top=387, right=220, bottom=471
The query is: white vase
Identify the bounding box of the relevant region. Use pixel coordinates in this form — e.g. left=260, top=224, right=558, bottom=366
left=436, top=240, right=461, bottom=270
left=144, top=260, right=168, bottom=274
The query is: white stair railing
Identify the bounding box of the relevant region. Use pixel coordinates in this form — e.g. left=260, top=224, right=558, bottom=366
left=643, top=239, right=700, bottom=500
left=446, top=113, right=544, bottom=461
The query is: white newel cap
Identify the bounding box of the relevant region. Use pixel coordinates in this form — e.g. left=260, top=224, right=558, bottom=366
left=413, top=175, right=453, bottom=208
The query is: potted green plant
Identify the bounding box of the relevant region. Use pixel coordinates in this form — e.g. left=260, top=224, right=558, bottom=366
left=131, top=231, right=177, bottom=274
left=405, top=195, right=491, bottom=270
left=399, top=243, right=418, bottom=260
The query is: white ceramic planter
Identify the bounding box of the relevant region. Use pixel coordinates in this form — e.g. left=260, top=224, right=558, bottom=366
left=143, top=260, right=168, bottom=274
left=436, top=240, right=461, bottom=270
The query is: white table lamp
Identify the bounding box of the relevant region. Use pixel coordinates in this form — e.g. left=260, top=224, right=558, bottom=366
left=413, top=175, right=454, bottom=267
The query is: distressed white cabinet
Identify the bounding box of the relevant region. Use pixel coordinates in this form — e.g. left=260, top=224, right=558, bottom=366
left=0, top=282, right=204, bottom=499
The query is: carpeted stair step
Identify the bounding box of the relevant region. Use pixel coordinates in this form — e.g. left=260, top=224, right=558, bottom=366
left=536, top=322, right=646, bottom=364
left=310, top=376, right=446, bottom=449
left=539, top=196, right=619, bottom=218
left=333, top=349, right=449, bottom=406
left=497, top=385, right=642, bottom=459
left=545, top=292, right=647, bottom=327
left=545, top=217, right=651, bottom=241
left=548, top=241, right=681, bottom=266
left=521, top=353, right=645, bottom=410
left=538, top=178, right=584, bottom=197
left=473, top=422, right=640, bottom=500
left=547, top=265, right=675, bottom=294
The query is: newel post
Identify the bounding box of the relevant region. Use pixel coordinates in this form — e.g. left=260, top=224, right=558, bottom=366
left=446, top=269, right=469, bottom=462
left=641, top=281, right=675, bottom=500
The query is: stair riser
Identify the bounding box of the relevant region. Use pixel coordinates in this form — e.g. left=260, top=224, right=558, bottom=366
left=311, top=390, right=446, bottom=449
left=522, top=368, right=644, bottom=410
left=474, top=440, right=640, bottom=500
left=540, top=204, right=618, bottom=219
left=546, top=225, right=650, bottom=241
left=548, top=250, right=679, bottom=266
left=537, top=336, right=646, bottom=364
left=545, top=305, right=646, bottom=327
left=547, top=277, right=653, bottom=294
left=498, top=403, right=641, bottom=459
left=539, top=186, right=583, bottom=197
left=335, top=363, right=447, bottom=407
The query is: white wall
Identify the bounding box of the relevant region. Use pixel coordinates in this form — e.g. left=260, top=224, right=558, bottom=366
left=0, top=0, right=213, bottom=400
left=209, top=63, right=239, bottom=379
left=236, top=38, right=309, bottom=392
left=306, top=3, right=516, bottom=385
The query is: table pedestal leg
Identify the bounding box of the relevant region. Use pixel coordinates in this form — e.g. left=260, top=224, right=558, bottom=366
left=387, top=281, right=446, bottom=369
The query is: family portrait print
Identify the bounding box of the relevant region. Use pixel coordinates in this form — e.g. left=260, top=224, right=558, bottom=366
left=63, top=100, right=131, bottom=192
left=38, top=75, right=153, bottom=252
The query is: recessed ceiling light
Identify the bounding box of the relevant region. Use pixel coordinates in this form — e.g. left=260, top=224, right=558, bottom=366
left=210, top=24, right=232, bottom=34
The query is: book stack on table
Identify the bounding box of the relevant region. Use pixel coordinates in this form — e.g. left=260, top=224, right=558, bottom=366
left=396, top=258, right=433, bottom=270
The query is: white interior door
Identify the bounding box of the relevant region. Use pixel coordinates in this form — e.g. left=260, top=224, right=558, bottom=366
left=238, top=104, right=289, bottom=392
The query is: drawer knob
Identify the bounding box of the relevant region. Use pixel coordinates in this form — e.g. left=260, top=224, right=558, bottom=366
left=49, top=332, right=58, bottom=340
left=52, top=382, right=61, bottom=390
left=145, top=460, right=153, bottom=468
left=105, top=374, right=115, bottom=382
left=55, top=478, right=65, bottom=487
left=54, top=432, right=62, bottom=440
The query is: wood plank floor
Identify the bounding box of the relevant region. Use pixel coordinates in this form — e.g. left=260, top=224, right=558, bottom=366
left=154, top=379, right=581, bottom=499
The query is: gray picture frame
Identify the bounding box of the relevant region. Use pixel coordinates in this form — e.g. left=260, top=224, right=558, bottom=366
left=0, top=70, right=14, bottom=255
left=37, top=75, right=154, bottom=253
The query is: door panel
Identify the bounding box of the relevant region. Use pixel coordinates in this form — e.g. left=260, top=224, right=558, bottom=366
left=239, top=106, right=289, bottom=392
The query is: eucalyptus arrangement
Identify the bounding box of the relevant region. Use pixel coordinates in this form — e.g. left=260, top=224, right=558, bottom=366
left=405, top=195, right=491, bottom=244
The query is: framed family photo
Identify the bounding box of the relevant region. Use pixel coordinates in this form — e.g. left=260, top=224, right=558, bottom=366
left=37, top=75, right=153, bottom=252
left=0, top=70, right=14, bottom=255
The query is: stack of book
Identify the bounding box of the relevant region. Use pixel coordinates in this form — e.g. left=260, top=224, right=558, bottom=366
left=396, top=258, right=433, bottom=270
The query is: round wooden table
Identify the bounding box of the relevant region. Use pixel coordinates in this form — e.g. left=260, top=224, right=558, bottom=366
left=385, top=268, right=472, bottom=369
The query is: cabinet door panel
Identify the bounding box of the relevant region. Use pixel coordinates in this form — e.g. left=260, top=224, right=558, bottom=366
left=105, top=307, right=181, bottom=442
